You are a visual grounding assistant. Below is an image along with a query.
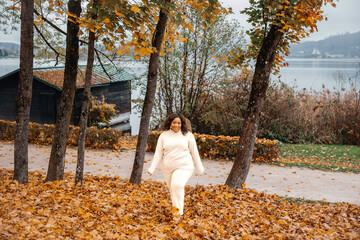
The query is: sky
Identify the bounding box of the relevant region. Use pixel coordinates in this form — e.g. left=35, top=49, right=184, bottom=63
left=1, top=0, right=360, bottom=44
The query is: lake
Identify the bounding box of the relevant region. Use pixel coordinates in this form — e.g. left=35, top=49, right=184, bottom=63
left=1, top=57, right=359, bottom=134
left=2, top=57, right=359, bottom=90
left=0, top=58, right=20, bottom=75
left=278, top=58, right=359, bottom=91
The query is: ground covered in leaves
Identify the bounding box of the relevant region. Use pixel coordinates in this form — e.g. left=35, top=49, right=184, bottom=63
left=1, top=169, right=359, bottom=239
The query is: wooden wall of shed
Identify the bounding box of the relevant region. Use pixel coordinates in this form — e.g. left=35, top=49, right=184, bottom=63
left=72, top=80, right=131, bottom=125
left=0, top=72, right=60, bottom=125
left=30, top=80, right=60, bottom=124
left=0, top=72, right=18, bottom=122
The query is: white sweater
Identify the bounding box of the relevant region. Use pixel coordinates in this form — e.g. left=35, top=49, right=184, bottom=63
left=147, top=130, right=205, bottom=174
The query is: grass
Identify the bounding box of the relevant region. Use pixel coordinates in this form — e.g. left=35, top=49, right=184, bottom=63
left=279, top=196, right=331, bottom=205
left=276, top=143, right=360, bottom=173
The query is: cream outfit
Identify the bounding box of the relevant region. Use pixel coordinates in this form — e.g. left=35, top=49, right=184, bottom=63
left=148, top=130, right=204, bottom=215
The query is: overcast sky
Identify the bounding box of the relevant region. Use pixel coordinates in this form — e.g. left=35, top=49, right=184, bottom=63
left=1, top=0, right=359, bottom=44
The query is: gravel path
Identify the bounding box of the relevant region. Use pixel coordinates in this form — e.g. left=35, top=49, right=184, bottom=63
left=1, top=140, right=359, bottom=205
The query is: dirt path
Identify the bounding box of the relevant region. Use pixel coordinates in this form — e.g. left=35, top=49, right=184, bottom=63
left=1, top=140, right=359, bottom=205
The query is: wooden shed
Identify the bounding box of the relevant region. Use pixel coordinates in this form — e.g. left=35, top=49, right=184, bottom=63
left=0, top=65, right=134, bottom=132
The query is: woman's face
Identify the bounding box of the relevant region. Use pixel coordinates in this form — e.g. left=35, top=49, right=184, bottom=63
left=170, top=117, right=182, bottom=132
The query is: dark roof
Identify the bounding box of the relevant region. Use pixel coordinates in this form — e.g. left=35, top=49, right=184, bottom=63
left=0, top=65, right=134, bottom=90
left=34, top=65, right=134, bottom=89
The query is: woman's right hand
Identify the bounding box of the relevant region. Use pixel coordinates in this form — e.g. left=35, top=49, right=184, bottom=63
left=198, top=166, right=205, bottom=175
left=147, top=168, right=154, bottom=176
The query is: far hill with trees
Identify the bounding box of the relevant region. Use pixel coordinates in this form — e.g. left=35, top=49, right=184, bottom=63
left=289, top=31, right=360, bottom=58
left=0, top=42, right=20, bottom=57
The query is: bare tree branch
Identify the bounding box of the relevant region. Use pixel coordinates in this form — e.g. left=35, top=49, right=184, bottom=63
left=34, top=24, right=64, bottom=66
left=34, top=8, right=118, bottom=79
left=34, top=9, right=67, bottom=36
left=94, top=48, right=112, bottom=81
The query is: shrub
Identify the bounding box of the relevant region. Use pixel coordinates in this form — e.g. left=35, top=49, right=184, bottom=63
left=147, top=131, right=279, bottom=163
left=88, top=95, right=117, bottom=128
left=0, top=120, right=122, bottom=149
left=194, top=70, right=252, bottom=136
left=85, top=127, right=122, bottom=149
left=0, top=120, right=16, bottom=141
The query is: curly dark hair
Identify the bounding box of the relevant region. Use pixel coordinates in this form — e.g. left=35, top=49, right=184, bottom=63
left=163, top=113, right=188, bottom=135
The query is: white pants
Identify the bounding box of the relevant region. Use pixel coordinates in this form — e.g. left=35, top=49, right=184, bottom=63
left=163, top=168, right=194, bottom=215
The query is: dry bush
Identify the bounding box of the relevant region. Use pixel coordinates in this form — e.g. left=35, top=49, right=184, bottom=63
left=258, top=80, right=302, bottom=143
left=194, top=69, right=252, bottom=136
left=88, top=95, right=117, bottom=128
left=147, top=131, right=279, bottom=163
left=196, top=69, right=360, bottom=145
left=290, top=87, right=360, bottom=145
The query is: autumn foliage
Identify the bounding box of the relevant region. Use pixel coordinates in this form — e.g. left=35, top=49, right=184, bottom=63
left=236, top=0, right=338, bottom=72
left=0, top=120, right=122, bottom=150
left=0, top=169, right=359, bottom=239
left=147, top=131, right=279, bottom=163
left=87, top=96, right=117, bottom=128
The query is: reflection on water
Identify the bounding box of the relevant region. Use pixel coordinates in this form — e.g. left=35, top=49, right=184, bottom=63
left=284, top=58, right=358, bottom=68
left=0, top=58, right=20, bottom=74
left=277, top=58, right=359, bottom=91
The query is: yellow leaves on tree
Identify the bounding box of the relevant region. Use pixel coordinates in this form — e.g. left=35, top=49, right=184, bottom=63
left=123, top=0, right=229, bottom=59
left=238, top=0, right=338, bottom=72
left=102, top=18, right=111, bottom=24
left=130, top=4, right=141, bottom=13
left=1, top=169, right=359, bottom=239
left=30, top=0, right=230, bottom=61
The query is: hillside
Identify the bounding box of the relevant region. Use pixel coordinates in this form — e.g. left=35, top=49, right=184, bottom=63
left=289, top=31, right=360, bottom=58
left=2, top=32, right=360, bottom=59
left=0, top=42, right=20, bottom=57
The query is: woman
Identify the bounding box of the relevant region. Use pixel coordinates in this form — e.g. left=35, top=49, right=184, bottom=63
left=147, top=113, right=204, bottom=221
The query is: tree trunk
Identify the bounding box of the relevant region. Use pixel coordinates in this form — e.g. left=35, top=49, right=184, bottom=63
left=180, top=42, right=188, bottom=110
left=75, top=0, right=97, bottom=186
left=129, top=3, right=169, bottom=185
left=163, top=55, right=173, bottom=116
left=46, top=0, right=81, bottom=181
left=225, top=25, right=284, bottom=189
left=13, top=0, right=34, bottom=183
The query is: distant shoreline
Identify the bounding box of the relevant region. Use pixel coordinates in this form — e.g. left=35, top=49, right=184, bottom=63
left=0, top=56, right=19, bottom=59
